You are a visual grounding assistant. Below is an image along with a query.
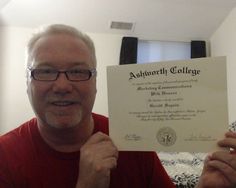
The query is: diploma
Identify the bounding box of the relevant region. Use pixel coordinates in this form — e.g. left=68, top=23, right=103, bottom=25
left=107, top=56, right=228, bottom=152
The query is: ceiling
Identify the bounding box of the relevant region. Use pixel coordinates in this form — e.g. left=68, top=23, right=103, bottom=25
left=1, top=0, right=236, bottom=41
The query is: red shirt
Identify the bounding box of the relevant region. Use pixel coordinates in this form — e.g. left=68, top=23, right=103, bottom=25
left=0, top=113, right=175, bottom=188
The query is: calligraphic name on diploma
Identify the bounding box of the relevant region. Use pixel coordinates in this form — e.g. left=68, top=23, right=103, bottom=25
left=107, top=57, right=228, bottom=152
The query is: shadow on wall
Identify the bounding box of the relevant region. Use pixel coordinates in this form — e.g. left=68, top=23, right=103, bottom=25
left=0, top=16, right=5, bottom=134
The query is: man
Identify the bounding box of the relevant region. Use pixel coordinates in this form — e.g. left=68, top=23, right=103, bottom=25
left=0, top=24, right=236, bottom=188
left=0, top=24, right=174, bottom=188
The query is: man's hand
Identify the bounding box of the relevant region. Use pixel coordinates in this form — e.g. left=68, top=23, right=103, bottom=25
left=197, top=131, right=236, bottom=188
left=76, top=132, right=118, bottom=188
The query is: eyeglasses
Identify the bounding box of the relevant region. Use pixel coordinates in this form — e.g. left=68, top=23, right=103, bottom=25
left=28, top=68, right=97, bottom=81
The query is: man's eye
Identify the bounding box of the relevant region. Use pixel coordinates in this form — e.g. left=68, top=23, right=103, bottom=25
left=69, top=69, right=86, bottom=74
left=36, top=69, right=57, bottom=74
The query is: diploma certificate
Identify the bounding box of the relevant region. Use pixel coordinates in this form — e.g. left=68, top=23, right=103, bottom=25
left=107, top=57, right=228, bottom=152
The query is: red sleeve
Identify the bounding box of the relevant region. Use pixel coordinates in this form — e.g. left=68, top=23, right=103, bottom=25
left=149, top=152, right=176, bottom=188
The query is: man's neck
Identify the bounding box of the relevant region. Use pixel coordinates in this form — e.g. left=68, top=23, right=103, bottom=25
left=37, top=116, right=94, bottom=153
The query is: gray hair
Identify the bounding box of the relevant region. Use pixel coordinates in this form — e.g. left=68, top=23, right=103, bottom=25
left=26, top=24, right=97, bottom=67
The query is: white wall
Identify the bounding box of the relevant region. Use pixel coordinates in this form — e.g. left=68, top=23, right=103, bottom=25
left=210, top=7, right=236, bottom=124
left=0, top=26, right=123, bottom=134
left=0, top=27, right=34, bottom=134
left=90, top=33, right=123, bottom=115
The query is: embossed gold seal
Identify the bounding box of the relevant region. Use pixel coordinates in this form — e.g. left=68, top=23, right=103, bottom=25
left=156, top=127, right=177, bottom=146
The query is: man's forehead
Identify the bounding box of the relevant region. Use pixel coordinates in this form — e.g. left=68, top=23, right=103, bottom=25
left=33, top=34, right=88, bottom=50
left=27, top=33, right=95, bottom=68
left=31, top=61, right=90, bottom=68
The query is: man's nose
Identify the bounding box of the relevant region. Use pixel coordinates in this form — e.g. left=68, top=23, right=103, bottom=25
left=52, top=72, right=73, bottom=93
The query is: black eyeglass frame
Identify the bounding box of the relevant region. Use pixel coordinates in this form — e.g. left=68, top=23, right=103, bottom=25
left=27, top=68, right=97, bottom=82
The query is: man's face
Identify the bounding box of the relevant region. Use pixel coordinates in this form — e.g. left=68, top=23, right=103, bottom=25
left=27, top=34, right=97, bottom=129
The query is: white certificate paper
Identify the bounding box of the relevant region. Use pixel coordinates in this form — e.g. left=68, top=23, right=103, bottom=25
left=107, top=57, right=228, bottom=152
